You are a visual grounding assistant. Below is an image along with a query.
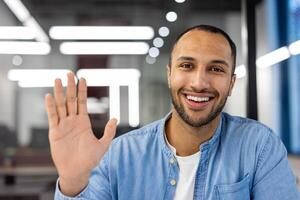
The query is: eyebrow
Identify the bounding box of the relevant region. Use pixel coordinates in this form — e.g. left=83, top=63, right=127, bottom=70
left=210, top=60, right=230, bottom=68
left=176, top=56, right=196, bottom=62
left=177, top=56, right=230, bottom=68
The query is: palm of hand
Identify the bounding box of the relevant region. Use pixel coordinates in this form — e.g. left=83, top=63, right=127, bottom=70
left=49, top=114, right=102, bottom=179
left=45, top=73, right=117, bottom=184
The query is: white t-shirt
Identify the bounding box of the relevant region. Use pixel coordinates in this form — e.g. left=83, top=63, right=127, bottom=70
left=165, top=135, right=201, bottom=200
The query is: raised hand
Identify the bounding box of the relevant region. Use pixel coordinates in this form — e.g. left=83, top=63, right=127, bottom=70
left=45, top=73, right=117, bottom=196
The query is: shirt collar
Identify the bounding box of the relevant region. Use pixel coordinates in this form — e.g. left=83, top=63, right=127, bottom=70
left=158, top=111, right=223, bottom=157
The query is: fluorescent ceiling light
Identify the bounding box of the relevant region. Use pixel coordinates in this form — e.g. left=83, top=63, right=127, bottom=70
left=153, top=37, right=164, bottom=48
left=87, top=97, right=108, bottom=114
left=0, top=27, right=35, bottom=39
left=235, top=65, right=246, bottom=78
left=3, top=0, right=49, bottom=42
left=175, top=0, right=186, bottom=3
left=166, top=11, right=177, bottom=22
left=8, top=69, right=73, bottom=87
left=158, top=26, right=170, bottom=37
left=3, top=0, right=30, bottom=22
left=24, top=18, right=49, bottom=42
left=148, top=47, right=160, bottom=58
left=109, top=86, right=121, bottom=123
left=77, top=68, right=140, bottom=127
left=49, top=26, right=154, bottom=40
left=60, top=42, right=149, bottom=55
left=256, top=47, right=290, bottom=68
left=0, top=41, right=50, bottom=55
left=77, top=69, right=141, bottom=86
left=288, top=40, right=300, bottom=55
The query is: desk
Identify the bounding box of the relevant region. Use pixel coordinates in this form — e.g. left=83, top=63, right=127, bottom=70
left=0, top=166, right=57, bottom=199
left=0, top=166, right=57, bottom=185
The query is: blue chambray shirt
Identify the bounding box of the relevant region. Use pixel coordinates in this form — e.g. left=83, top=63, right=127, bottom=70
left=55, top=112, right=300, bottom=200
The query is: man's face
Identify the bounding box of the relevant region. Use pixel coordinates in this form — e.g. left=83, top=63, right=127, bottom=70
left=167, top=30, right=236, bottom=127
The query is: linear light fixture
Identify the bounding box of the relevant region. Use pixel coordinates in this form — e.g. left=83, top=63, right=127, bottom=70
left=8, top=69, right=72, bottom=87
left=234, top=65, right=246, bottom=79
left=0, top=26, right=35, bottom=40
left=77, top=69, right=140, bottom=127
left=24, top=17, right=49, bottom=42
left=49, top=26, right=154, bottom=40
left=288, top=40, right=300, bottom=55
left=3, top=0, right=49, bottom=42
left=3, top=0, right=30, bottom=22
left=0, top=42, right=50, bottom=55
left=256, top=47, right=290, bottom=68
left=60, top=42, right=149, bottom=55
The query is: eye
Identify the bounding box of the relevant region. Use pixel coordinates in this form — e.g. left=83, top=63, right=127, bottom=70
left=179, top=63, right=193, bottom=69
left=210, top=66, right=225, bottom=73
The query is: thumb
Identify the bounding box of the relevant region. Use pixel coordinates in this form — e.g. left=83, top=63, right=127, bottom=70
left=99, top=118, right=117, bottom=149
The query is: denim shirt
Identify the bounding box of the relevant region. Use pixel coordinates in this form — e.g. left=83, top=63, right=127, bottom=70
left=55, top=112, right=300, bottom=200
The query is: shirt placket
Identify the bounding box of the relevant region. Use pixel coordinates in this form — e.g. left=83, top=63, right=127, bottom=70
left=193, top=145, right=210, bottom=200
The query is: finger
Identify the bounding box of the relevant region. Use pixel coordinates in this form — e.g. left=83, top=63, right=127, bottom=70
left=77, top=78, right=88, bottom=114
left=45, top=93, right=58, bottom=129
left=54, top=79, right=67, bottom=119
left=99, top=118, right=117, bottom=150
left=66, top=73, right=77, bottom=116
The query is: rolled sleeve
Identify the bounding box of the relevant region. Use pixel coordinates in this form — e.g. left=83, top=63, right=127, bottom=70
left=54, top=178, right=90, bottom=200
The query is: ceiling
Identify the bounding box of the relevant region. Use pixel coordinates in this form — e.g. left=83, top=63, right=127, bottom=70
left=23, top=0, right=263, bottom=17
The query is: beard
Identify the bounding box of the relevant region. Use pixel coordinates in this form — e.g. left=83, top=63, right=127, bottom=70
left=170, top=88, right=229, bottom=128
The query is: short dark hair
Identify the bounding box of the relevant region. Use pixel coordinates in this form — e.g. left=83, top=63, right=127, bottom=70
left=169, top=24, right=237, bottom=74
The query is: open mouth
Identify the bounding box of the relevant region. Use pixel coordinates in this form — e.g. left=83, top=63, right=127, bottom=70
left=186, top=95, right=210, bottom=103
left=182, top=93, right=215, bottom=110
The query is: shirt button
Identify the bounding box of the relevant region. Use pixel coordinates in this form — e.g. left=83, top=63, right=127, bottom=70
left=170, top=179, right=176, bottom=186
left=169, top=158, right=175, bottom=164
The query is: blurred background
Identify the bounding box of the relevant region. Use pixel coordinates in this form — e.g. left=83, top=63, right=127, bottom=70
left=0, top=0, right=299, bottom=199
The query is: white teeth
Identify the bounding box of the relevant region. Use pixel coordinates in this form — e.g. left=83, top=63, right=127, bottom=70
left=186, top=95, right=209, bottom=102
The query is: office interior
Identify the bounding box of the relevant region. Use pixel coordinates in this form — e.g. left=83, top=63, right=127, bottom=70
left=0, top=0, right=299, bottom=199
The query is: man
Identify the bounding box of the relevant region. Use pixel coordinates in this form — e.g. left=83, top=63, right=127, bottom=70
left=45, top=25, right=300, bottom=200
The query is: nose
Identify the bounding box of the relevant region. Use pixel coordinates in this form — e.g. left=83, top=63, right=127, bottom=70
left=190, top=69, right=210, bottom=90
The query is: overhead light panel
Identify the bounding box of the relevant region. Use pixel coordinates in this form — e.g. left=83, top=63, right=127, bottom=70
left=49, top=26, right=154, bottom=40
left=256, top=47, right=290, bottom=68
left=60, top=42, right=149, bottom=55
left=0, top=27, right=35, bottom=40
left=76, top=69, right=141, bottom=86
left=77, top=69, right=140, bottom=127
left=24, top=17, right=49, bottom=42
left=3, top=0, right=30, bottom=22
left=153, top=37, right=164, bottom=48
left=288, top=40, right=300, bottom=55
left=158, top=26, right=170, bottom=37
left=148, top=47, right=160, bottom=58
left=0, top=41, right=50, bottom=55
left=8, top=69, right=72, bottom=87
left=3, top=0, right=49, bottom=42
left=175, top=0, right=186, bottom=2
left=234, top=65, right=247, bottom=78
left=166, top=11, right=178, bottom=22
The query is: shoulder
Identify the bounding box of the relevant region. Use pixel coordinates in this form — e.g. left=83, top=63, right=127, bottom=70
left=220, top=112, right=283, bottom=154
left=221, top=112, right=275, bottom=138
left=109, top=118, right=164, bottom=151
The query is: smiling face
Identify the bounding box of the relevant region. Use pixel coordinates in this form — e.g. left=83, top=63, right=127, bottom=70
left=168, top=30, right=236, bottom=127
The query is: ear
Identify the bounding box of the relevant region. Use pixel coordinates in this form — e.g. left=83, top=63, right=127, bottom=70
left=228, top=74, right=236, bottom=96
left=166, top=65, right=171, bottom=88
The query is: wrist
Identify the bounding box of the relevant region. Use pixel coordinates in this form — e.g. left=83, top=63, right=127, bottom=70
left=59, top=176, right=89, bottom=197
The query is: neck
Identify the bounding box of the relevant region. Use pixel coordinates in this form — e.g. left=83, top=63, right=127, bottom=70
left=165, top=109, right=221, bottom=156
